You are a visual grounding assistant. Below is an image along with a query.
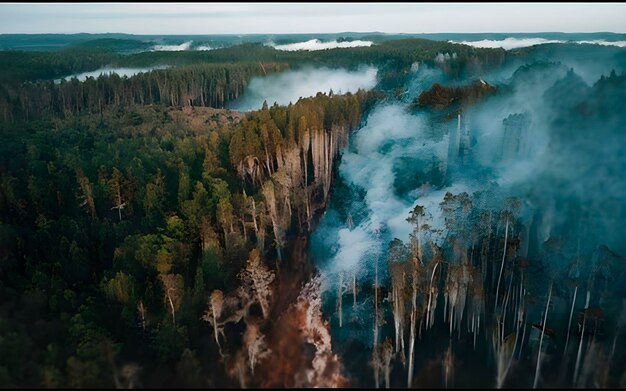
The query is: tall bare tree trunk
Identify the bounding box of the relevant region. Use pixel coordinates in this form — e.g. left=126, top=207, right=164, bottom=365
left=533, top=283, right=553, bottom=388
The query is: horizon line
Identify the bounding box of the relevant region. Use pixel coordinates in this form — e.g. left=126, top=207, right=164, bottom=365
left=2, top=31, right=626, bottom=36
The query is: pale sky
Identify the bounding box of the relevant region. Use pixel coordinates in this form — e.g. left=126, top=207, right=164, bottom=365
left=1, top=2, right=625, bottom=35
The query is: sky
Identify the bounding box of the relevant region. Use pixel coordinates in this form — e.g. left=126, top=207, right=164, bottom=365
left=0, top=2, right=625, bottom=35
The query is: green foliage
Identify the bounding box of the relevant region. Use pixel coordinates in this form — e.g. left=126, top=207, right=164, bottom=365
left=152, top=322, right=189, bottom=363
left=0, top=80, right=377, bottom=386
left=0, top=38, right=505, bottom=123
left=0, top=47, right=116, bottom=84
left=65, top=308, right=117, bottom=387
left=105, top=271, right=133, bottom=305
left=201, top=246, right=227, bottom=289
left=0, top=62, right=288, bottom=122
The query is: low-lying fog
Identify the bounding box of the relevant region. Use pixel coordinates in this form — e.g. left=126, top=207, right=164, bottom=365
left=451, top=37, right=626, bottom=50
left=54, top=65, right=169, bottom=83
left=309, top=43, right=626, bottom=371
left=227, top=66, right=378, bottom=111
left=268, top=38, right=374, bottom=51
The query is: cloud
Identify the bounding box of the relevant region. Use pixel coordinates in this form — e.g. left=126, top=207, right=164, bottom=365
left=2, top=3, right=626, bottom=34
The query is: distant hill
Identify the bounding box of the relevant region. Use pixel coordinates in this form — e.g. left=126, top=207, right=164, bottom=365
left=74, top=38, right=153, bottom=54
left=0, top=33, right=137, bottom=51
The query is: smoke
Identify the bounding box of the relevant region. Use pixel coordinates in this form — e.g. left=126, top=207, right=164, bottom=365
left=269, top=39, right=374, bottom=51
left=334, top=226, right=376, bottom=273
left=575, top=40, right=626, bottom=47
left=151, top=41, right=193, bottom=51
left=54, top=66, right=169, bottom=83
left=228, top=66, right=378, bottom=111
left=312, top=43, right=626, bottom=292
left=451, top=38, right=566, bottom=50
left=521, top=43, right=626, bottom=85
left=277, top=40, right=626, bottom=387
left=312, top=101, right=452, bottom=281
left=148, top=41, right=215, bottom=52
left=341, top=104, right=448, bottom=239
left=451, top=37, right=626, bottom=50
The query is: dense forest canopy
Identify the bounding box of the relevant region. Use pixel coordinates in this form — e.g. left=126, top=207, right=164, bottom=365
left=0, top=65, right=379, bottom=384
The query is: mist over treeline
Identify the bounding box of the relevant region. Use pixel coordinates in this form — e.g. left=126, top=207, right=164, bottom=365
left=227, top=66, right=378, bottom=111
left=0, top=62, right=288, bottom=121
left=0, top=37, right=509, bottom=125
left=0, top=38, right=505, bottom=84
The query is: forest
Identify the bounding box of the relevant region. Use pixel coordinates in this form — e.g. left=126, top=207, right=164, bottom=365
left=1, top=33, right=625, bottom=388
left=310, top=45, right=626, bottom=388
left=0, top=37, right=505, bottom=82
left=0, top=38, right=506, bottom=123
left=0, top=62, right=288, bottom=121
left=0, top=78, right=386, bottom=385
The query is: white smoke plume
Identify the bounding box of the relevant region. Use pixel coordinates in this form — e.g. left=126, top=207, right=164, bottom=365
left=575, top=40, right=626, bottom=47
left=451, top=37, right=626, bottom=50
left=270, top=39, right=374, bottom=51
left=151, top=40, right=193, bottom=51
left=450, top=38, right=565, bottom=50
left=55, top=66, right=169, bottom=83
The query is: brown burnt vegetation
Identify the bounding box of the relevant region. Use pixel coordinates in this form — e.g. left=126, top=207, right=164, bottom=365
left=415, top=79, right=497, bottom=110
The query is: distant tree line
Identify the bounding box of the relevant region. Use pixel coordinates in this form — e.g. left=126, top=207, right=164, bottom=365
left=0, top=38, right=508, bottom=122
left=0, top=62, right=288, bottom=122
left=0, top=47, right=116, bottom=84
left=0, top=39, right=506, bottom=84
